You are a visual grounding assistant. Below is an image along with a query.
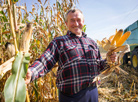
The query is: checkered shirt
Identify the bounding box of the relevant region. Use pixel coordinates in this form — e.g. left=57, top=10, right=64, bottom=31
left=29, top=31, right=106, bottom=95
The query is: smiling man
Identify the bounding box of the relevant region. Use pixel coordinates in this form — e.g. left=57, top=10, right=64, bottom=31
left=65, top=9, right=84, bottom=37
left=25, top=8, right=116, bottom=102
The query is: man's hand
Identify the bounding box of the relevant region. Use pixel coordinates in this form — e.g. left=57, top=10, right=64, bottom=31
left=109, top=52, right=117, bottom=63
left=25, top=69, right=32, bottom=84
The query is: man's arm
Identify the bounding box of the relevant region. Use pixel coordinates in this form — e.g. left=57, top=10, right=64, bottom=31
left=25, top=39, right=59, bottom=84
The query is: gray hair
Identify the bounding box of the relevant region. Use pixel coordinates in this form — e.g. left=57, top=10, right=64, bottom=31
left=65, top=8, right=84, bottom=22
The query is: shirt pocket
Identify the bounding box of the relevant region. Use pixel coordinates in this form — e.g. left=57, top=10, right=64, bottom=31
left=60, top=45, right=81, bottom=66
left=86, top=44, right=99, bottom=60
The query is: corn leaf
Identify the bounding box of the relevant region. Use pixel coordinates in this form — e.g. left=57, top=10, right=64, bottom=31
left=12, top=0, right=19, bottom=3
left=4, top=52, right=30, bottom=102
left=0, top=11, right=8, bottom=22
left=82, top=25, right=86, bottom=32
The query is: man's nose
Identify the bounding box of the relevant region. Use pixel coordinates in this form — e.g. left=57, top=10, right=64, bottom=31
left=74, top=21, right=79, bottom=26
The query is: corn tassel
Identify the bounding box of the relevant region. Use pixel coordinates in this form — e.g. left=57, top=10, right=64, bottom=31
left=111, top=29, right=123, bottom=45
left=116, top=31, right=131, bottom=47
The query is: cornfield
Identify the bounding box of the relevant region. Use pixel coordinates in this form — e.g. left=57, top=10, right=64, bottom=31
left=0, top=0, right=138, bottom=102
left=0, top=0, right=79, bottom=102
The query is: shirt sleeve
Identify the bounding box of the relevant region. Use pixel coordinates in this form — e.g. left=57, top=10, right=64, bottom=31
left=97, top=47, right=107, bottom=71
left=29, top=40, right=59, bottom=81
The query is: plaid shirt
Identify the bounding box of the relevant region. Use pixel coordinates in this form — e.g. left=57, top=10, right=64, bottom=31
left=29, top=31, right=106, bottom=95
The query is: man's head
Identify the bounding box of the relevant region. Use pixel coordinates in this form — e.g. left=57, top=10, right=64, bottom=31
left=65, top=8, right=84, bottom=36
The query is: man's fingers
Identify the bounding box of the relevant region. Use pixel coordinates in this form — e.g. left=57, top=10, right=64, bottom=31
left=110, top=52, right=117, bottom=63
left=25, top=69, right=32, bottom=84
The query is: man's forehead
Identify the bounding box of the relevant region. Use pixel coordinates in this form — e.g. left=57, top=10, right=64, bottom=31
left=65, top=9, right=84, bottom=21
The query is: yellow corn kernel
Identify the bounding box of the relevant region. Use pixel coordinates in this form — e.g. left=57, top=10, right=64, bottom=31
left=111, top=29, right=123, bottom=45
left=116, top=31, right=131, bottom=47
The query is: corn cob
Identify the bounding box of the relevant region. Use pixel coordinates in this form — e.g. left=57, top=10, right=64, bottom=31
left=19, top=23, right=32, bottom=53
left=111, top=29, right=123, bottom=45
left=109, top=35, right=114, bottom=43
left=116, top=31, right=131, bottom=47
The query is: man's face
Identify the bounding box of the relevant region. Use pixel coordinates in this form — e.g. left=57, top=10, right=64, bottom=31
left=66, top=11, right=84, bottom=36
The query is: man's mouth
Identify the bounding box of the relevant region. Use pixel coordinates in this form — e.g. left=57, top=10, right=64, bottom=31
left=73, top=27, right=79, bottom=29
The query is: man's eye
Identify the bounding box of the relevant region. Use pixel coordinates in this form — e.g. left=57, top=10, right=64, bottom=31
left=77, top=19, right=80, bottom=22
left=71, top=19, right=75, bottom=22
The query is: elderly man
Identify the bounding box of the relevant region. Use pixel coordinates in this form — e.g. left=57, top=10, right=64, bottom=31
left=25, top=8, right=116, bottom=102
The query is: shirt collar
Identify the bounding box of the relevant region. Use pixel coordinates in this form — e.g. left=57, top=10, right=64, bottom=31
left=67, top=30, right=87, bottom=38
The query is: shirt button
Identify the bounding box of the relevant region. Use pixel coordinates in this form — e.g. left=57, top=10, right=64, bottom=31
left=88, top=62, right=91, bottom=65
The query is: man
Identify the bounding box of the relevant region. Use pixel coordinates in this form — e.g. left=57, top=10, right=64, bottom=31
left=25, top=9, right=116, bottom=102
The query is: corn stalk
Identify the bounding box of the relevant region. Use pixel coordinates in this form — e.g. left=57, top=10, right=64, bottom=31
left=4, top=21, right=33, bottom=102
left=0, top=0, right=79, bottom=101
left=7, top=0, right=18, bottom=54
left=3, top=1, right=33, bottom=101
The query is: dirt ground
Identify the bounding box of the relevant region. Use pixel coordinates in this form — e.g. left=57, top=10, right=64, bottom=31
left=98, top=52, right=138, bottom=102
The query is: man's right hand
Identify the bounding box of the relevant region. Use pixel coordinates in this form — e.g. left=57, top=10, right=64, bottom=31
left=25, top=69, right=32, bottom=84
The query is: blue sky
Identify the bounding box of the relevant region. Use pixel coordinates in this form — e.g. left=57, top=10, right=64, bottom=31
left=19, top=0, right=138, bottom=41
left=77, top=0, right=138, bottom=41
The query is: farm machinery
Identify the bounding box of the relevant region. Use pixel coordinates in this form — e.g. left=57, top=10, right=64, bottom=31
left=122, top=20, right=138, bottom=70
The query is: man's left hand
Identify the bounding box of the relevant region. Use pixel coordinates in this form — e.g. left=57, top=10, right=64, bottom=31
left=109, top=52, right=117, bottom=63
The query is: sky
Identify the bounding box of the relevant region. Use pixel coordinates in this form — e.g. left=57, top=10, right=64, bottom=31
left=19, top=0, right=138, bottom=41
left=77, top=0, right=138, bottom=41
